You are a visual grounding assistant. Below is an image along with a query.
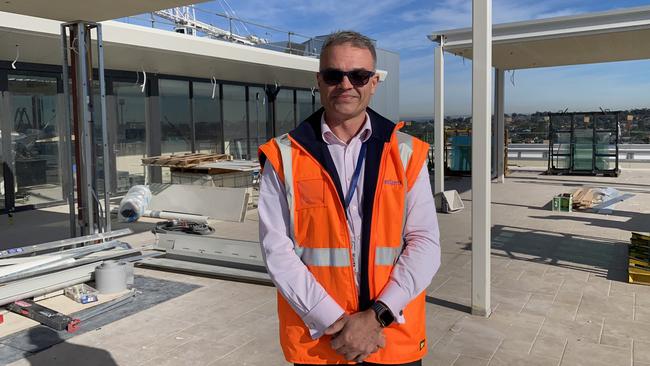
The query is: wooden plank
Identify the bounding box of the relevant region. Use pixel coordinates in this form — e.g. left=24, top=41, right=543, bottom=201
left=142, top=153, right=232, bottom=168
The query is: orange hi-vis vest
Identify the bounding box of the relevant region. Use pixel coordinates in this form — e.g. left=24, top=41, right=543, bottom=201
left=259, top=108, right=430, bottom=364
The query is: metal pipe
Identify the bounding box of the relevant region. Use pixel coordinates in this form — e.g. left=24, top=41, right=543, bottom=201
left=77, top=24, right=95, bottom=233
left=96, top=24, right=111, bottom=233
left=0, top=228, right=132, bottom=259
left=61, top=24, right=77, bottom=237
left=69, top=25, right=85, bottom=235
left=0, top=262, right=97, bottom=306
left=433, top=42, right=445, bottom=194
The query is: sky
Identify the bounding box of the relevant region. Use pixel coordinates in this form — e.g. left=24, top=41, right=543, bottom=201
left=151, top=0, right=650, bottom=119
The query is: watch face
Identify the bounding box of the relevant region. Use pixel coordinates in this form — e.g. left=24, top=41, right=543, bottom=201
left=379, top=309, right=394, bottom=326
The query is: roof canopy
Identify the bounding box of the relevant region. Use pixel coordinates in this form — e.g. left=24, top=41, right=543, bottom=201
left=429, top=5, right=650, bottom=69
left=0, top=12, right=387, bottom=88
left=0, top=0, right=207, bottom=22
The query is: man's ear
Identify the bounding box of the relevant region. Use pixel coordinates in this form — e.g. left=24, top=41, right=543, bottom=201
left=369, top=74, right=380, bottom=95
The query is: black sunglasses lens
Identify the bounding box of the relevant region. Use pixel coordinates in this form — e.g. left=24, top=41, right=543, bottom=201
left=321, top=69, right=374, bottom=86
left=322, top=69, right=344, bottom=85
left=348, top=70, right=373, bottom=86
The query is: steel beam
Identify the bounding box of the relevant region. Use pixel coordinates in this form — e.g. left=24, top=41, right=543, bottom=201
left=96, top=24, right=111, bottom=232
left=471, top=0, right=492, bottom=317
left=0, top=228, right=132, bottom=259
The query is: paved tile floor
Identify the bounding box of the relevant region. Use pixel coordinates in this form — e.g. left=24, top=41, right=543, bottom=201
left=7, top=169, right=650, bottom=365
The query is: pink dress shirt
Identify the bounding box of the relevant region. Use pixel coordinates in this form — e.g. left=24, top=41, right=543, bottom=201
left=258, top=112, right=441, bottom=339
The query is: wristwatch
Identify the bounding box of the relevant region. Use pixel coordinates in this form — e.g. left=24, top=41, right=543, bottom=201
left=370, top=301, right=395, bottom=328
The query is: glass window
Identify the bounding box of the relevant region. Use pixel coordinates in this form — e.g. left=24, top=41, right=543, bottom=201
left=296, top=90, right=313, bottom=124
left=275, top=89, right=295, bottom=135
left=113, top=81, right=146, bottom=192
left=159, top=79, right=191, bottom=154
left=222, top=84, right=248, bottom=159
left=7, top=74, right=62, bottom=207
left=314, top=90, right=322, bottom=111
left=248, top=86, right=268, bottom=158
left=193, top=82, right=223, bottom=154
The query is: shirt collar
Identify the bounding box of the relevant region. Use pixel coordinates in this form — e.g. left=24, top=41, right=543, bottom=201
left=321, top=112, right=372, bottom=146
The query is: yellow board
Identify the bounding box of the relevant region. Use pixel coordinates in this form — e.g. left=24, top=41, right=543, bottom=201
left=629, top=265, right=650, bottom=286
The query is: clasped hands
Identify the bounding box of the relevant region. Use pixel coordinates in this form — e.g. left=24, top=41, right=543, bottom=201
left=324, top=310, right=385, bottom=362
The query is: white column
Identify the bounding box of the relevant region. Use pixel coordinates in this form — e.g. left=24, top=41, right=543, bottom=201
left=495, top=69, right=505, bottom=183
left=434, top=43, right=445, bottom=194
left=471, top=0, right=492, bottom=317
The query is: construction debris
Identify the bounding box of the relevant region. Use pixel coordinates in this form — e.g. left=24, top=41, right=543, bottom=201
left=148, top=183, right=251, bottom=222
left=7, top=299, right=80, bottom=333
left=568, top=187, right=634, bottom=213
left=64, top=284, right=99, bottom=304
left=552, top=193, right=572, bottom=212
left=141, top=153, right=232, bottom=168
left=629, top=232, right=650, bottom=285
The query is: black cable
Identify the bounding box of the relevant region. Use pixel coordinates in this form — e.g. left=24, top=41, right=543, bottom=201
left=156, top=220, right=214, bottom=235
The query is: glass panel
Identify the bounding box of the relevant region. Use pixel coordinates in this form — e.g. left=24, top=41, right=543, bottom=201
left=113, top=81, right=146, bottom=192
left=160, top=79, right=191, bottom=155
left=296, top=90, right=313, bottom=124
left=275, top=89, right=295, bottom=135
left=596, top=156, right=616, bottom=171
left=595, top=114, right=617, bottom=131
left=222, top=84, right=247, bottom=159
left=549, top=114, right=571, bottom=132
left=572, top=114, right=593, bottom=171
left=193, top=82, right=223, bottom=154
left=445, top=132, right=471, bottom=172
left=8, top=74, right=62, bottom=207
left=314, top=91, right=322, bottom=111
left=248, top=86, right=268, bottom=158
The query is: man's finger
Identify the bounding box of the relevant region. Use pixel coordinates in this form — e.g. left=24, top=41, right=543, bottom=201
left=324, top=315, right=348, bottom=336
left=354, top=353, right=370, bottom=363
left=378, top=332, right=386, bottom=348
left=344, top=351, right=360, bottom=361
left=330, top=336, right=347, bottom=351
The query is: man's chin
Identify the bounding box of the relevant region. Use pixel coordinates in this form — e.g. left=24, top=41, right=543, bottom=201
left=332, top=105, right=363, bottom=118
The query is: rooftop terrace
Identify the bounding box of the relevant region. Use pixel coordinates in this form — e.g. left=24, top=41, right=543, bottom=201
left=1, top=168, right=649, bottom=365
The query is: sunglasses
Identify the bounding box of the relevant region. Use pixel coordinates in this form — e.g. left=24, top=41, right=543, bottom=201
left=320, top=68, right=376, bottom=87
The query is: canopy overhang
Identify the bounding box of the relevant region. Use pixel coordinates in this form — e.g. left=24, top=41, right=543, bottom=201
left=429, top=5, right=650, bottom=69
left=0, top=0, right=207, bottom=22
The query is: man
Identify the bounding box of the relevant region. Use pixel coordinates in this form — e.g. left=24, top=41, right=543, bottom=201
left=258, top=31, right=440, bottom=365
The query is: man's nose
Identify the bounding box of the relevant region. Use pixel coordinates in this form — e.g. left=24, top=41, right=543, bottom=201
left=338, top=75, right=354, bottom=89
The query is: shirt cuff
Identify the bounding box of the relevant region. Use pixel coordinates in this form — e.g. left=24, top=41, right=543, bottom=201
left=377, top=281, right=409, bottom=324
left=302, top=295, right=345, bottom=340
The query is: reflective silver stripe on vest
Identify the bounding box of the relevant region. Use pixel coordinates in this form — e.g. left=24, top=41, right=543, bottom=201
left=395, top=131, right=414, bottom=262
left=396, top=131, right=414, bottom=172
left=295, top=247, right=351, bottom=267
left=375, top=246, right=402, bottom=266
left=275, top=134, right=296, bottom=241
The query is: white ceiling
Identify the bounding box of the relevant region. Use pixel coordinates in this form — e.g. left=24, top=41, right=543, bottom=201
left=430, top=5, right=650, bottom=69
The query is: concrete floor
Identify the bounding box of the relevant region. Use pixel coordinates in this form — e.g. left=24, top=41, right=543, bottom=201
left=4, top=168, right=650, bottom=366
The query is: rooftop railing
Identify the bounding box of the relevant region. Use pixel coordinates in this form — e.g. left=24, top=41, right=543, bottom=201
left=117, top=8, right=326, bottom=57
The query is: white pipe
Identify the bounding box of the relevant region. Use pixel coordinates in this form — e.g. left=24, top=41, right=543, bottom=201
left=144, top=210, right=209, bottom=224
left=434, top=43, right=445, bottom=194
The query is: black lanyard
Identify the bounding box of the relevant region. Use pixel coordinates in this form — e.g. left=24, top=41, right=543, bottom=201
left=344, top=143, right=367, bottom=211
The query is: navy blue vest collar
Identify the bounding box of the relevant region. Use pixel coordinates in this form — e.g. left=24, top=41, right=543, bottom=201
left=289, top=107, right=397, bottom=311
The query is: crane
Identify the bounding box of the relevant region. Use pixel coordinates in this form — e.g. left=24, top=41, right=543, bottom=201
left=153, top=5, right=267, bottom=46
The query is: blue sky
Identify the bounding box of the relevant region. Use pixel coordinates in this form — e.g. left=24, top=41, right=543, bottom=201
left=146, top=0, right=650, bottom=118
